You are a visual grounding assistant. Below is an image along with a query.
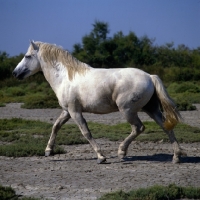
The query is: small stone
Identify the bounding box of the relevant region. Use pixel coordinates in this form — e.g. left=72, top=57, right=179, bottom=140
left=58, top=186, right=64, bottom=190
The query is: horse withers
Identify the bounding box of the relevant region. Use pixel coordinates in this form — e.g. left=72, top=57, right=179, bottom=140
left=13, top=41, right=186, bottom=164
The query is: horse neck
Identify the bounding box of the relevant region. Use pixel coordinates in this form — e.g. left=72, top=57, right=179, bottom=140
left=38, top=47, right=93, bottom=88
left=41, top=61, right=70, bottom=94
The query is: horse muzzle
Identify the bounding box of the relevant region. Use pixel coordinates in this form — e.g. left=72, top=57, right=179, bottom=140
left=13, top=68, right=30, bottom=80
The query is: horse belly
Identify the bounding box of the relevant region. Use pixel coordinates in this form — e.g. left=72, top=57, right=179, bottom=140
left=82, top=97, right=118, bottom=114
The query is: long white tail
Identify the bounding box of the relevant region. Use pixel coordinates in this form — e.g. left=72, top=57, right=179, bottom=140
left=150, top=75, right=182, bottom=130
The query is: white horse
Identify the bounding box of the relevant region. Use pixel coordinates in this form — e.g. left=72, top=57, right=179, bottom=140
left=13, top=41, right=186, bottom=163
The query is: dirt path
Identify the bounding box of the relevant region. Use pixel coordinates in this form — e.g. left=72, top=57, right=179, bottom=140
left=0, top=104, right=200, bottom=200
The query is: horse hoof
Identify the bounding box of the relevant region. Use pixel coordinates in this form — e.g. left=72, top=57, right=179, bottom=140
left=97, top=157, right=107, bottom=164
left=181, top=151, right=187, bottom=157
left=119, top=157, right=126, bottom=162
left=45, top=151, right=52, bottom=157
left=172, top=157, right=180, bottom=164
left=118, top=149, right=127, bottom=160
left=118, top=154, right=125, bottom=160
left=118, top=151, right=126, bottom=160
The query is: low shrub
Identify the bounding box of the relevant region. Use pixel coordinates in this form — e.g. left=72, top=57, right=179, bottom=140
left=98, top=184, right=200, bottom=200
left=22, top=92, right=58, bottom=109
left=168, top=82, right=200, bottom=94
left=167, top=81, right=200, bottom=110
left=176, top=101, right=196, bottom=111
left=0, top=185, right=17, bottom=200
left=0, top=103, right=5, bottom=107
left=0, top=185, right=39, bottom=200
left=0, top=118, right=65, bottom=157
left=0, top=119, right=200, bottom=157
left=6, top=87, right=26, bottom=97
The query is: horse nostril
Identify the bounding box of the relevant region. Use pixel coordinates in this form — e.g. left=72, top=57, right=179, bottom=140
left=13, top=71, right=17, bottom=77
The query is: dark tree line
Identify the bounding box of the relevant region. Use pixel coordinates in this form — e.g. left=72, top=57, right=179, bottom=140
left=0, top=52, right=23, bottom=80
left=1, top=21, right=200, bottom=82
left=72, top=21, right=200, bottom=81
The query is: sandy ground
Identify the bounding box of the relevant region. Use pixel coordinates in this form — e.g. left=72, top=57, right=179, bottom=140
left=0, top=103, right=200, bottom=200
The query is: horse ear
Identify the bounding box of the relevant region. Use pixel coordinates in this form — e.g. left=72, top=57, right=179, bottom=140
left=31, top=41, right=39, bottom=51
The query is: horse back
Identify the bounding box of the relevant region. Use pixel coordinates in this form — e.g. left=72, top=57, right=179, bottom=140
left=72, top=68, right=154, bottom=114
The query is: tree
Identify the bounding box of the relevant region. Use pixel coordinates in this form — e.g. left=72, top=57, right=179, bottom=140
left=92, top=20, right=109, bottom=41
left=73, top=21, right=111, bottom=67
left=72, top=20, right=200, bottom=72
left=0, top=51, right=9, bottom=62
left=0, top=52, right=24, bottom=80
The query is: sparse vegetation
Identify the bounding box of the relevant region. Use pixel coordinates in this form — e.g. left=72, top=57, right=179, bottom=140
left=0, top=185, right=39, bottom=200
left=98, top=184, right=200, bottom=200
left=168, top=81, right=200, bottom=111
left=0, top=118, right=200, bottom=157
left=0, top=21, right=200, bottom=110
left=1, top=184, right=200, bottom=200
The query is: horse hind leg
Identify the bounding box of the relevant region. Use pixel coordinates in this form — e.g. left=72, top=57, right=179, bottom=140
left=151, top=111, right=186, bottom=163
left=166, top=130, right=187, bottom=163
left=143, top=101, right=186, bottom=163
left=118, top=110, right=145, bottom=160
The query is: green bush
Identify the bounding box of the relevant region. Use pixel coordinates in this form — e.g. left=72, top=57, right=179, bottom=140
left=176, top=100, right=196, bottom=111
left=0, top=185, right=18, bottom=200
left=0, top=185, right=39, bottom=200
left=167, top=81, right=200, bottom=110
left=99, top=184, right=200, bottom=200
left=22, top=92, right=58, bottom=109
left=0, top=118, right=65, bottom=157
left=0, top=141, right=64, bottom=157
left=168, top=82, right=200, bottom=94
left=1, top=119, right=200, bottom=157
left=0, top=103, right=5, bottom=107
left=6, top=87, right=26, bottom=97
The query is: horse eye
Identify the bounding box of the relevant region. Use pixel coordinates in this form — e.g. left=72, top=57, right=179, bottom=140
left=25, top=55, right=31, bottom=59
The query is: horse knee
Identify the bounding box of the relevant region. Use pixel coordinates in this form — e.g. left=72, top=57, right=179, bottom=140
left=134, top=124, right=145, bottom=135
left=82, top=131, right=92, bottom=140
left=138, top=124, right=145, bottom=133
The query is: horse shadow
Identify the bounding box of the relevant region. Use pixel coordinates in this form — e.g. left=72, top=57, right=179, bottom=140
left=50, top=154, right=200, bottom=164
left=121, top=153, right=200, bottom=164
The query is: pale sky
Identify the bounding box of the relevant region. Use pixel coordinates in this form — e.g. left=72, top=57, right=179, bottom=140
left=0, top=0, right=200, bottom=56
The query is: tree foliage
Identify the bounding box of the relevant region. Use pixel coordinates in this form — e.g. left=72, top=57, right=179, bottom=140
left=1, top=20, right=200, bottom=83
left=72, top=21, right=200, bottom=81
left=0, top=51, right=23, bottom=80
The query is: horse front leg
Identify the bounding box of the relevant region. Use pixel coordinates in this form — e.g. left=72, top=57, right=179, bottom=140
left=45, top=110, right=71, bottom=156
left=70, top=111, right=106, bottom=164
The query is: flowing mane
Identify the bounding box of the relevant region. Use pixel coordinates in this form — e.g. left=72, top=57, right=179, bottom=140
left=29, top=42, right=90, bottom=80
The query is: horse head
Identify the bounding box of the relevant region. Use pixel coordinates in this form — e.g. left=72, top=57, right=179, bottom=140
left=13, top=41, right=41, bottom=80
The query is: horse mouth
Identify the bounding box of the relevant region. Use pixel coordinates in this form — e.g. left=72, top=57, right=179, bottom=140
left=13, top=69, right=30, bottom=80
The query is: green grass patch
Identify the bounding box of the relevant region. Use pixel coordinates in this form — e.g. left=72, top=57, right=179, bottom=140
left=0, top=76, right=59, bottom=108
left=0, top=119, right=200, bottom=157
left=0, top=185, right=39, bottom=200
left=0, top=103, right=5, bottom=107
left=138, top=121, right=200, bottom=143
left=167, top=81, right=200, bottom=110
left=98, top=184, right=200, bottom=200
left=0, top=118, right=65, bottom=157
left=21, top=91, right=58, bottom=109
left=0, top=77, right=200, bottom=110
left=1, top=184, right=200, bottom=200
left=90, top=121, right=200, bottom=143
